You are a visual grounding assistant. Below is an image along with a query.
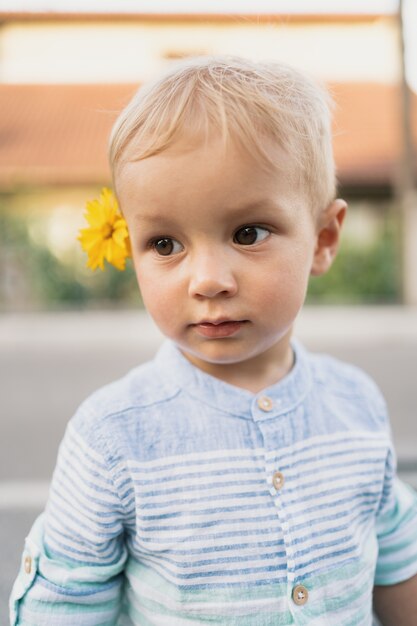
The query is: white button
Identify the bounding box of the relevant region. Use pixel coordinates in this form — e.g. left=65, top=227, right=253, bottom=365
left=257, top=396, right=273, bottom=411
left=292, top=584, right=309, bottom=606
left=287, top=559, right=295, bottom=568
left=281, top=521, right=289, bottom=531
left=24, top=555, right=32, bottom=574
left=272, top=471, right=285, bottom=490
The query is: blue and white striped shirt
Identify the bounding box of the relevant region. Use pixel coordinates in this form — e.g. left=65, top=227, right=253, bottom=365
left=10, top=339, right=417, bottom=625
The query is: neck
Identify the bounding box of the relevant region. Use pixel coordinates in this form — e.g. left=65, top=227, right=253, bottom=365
left=182, top=331, right=295, bottom=393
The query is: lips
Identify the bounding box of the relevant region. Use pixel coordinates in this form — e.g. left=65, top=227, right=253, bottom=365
left=192, top=319, right=247, bottom=338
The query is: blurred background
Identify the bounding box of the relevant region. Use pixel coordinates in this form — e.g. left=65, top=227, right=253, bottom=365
left=1, top=0, right=417, bottom=619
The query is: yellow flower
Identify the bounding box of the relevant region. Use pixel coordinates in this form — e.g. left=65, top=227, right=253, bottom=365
left=78, top=188, right=131, bottom=271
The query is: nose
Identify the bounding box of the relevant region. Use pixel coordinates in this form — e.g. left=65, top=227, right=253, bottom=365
left=188, top=250, right=238, bottom=299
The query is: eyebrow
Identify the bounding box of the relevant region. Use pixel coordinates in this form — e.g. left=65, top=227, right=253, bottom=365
left=225, top=199, right=284, bottom=215
left=135, top=199, right=284, bottom=223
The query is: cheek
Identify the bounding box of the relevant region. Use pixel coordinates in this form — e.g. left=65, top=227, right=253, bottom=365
left=134, top=262, right=180, bottom=327
left=253, top=253, right=311, bottom=303
left=255, top=280, right=307, bottom=319
left=245, top=257, right=311, bottom=329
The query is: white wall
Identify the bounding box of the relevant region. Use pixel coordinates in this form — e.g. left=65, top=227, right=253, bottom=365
left=0, top=18, right=399, bottom=84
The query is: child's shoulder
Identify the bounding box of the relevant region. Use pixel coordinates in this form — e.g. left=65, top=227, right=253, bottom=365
left=305, top=345, right=387, bottom=415
left=69, top=352, right=179, bottom=436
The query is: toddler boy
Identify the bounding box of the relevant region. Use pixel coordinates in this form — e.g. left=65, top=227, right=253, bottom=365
left=10, top=56, right=417, bottom=625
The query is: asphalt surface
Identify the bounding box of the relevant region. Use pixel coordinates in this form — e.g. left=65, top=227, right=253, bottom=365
left=1, top=307, right=416, bottom=622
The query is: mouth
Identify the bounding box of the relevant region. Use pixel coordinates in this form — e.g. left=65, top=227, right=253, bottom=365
left=191, top=319, right=248, bottom=338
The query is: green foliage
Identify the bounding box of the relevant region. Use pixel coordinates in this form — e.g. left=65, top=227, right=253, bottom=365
left=0, top=209, right=140, bottom=311
left=307, top=229, right=400, bottom=304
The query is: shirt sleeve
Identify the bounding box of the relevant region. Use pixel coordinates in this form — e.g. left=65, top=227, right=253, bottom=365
left=375, top=448, right=417, bottom=585
left=9, top=417, right=129, bottom=625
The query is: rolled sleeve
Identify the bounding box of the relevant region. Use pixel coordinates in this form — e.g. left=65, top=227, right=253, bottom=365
left=9, top=411, right=130, bottom=625
left=375, top=476, right=417, bottom=585
left=9, top=514, right=127, bottom=625
left=9, top=516, right=41, bottom=625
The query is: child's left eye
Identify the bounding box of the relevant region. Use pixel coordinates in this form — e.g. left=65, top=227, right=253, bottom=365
left=233, top=226, right=270, bottom=246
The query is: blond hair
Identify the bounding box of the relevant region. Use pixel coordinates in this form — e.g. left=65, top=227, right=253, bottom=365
left=109, top=56, right=336, bottom=212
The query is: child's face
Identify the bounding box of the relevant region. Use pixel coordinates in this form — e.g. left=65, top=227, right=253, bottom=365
left=117, top=136, right=345, bottom=387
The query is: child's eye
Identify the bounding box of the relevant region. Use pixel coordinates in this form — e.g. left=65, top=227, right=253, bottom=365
left=233, top=226, right=270, bottom=246
left=152, top=237, right=183, bottom=256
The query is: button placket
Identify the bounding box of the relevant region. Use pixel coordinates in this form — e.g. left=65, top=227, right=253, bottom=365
left=267, top=462, right=298, bottom=584
left=268, top=469, right=296, bottom=576
left=262, top=425, right=301, bottom=599
left=284, top=528, right=296, bottom=577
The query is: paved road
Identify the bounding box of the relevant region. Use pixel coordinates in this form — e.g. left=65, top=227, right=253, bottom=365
left=1, top=307, right=416, bottom=620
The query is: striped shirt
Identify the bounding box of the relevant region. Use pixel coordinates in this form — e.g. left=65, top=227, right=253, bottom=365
left=10, top=339, right=417, bottom=625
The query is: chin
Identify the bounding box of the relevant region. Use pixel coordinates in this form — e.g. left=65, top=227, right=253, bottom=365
left=189, top=343, right=260, bottom=366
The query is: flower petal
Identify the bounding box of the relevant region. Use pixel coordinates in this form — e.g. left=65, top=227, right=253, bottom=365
left=78, top=188, right=131, bottom=271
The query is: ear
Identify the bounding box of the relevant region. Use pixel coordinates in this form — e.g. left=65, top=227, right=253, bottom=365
left=310, top=199, right=347, bottom=276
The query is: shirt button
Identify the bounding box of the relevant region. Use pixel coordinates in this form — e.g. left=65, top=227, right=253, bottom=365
left=292, top=584, right=309, bottom=606
left=272, top=471, right=285, bottom=490
left=257, top=396, right=273, bottom=411
left=24, top=555, right=32, bottom=574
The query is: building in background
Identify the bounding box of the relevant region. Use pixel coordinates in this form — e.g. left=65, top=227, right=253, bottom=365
left=0, top=8, right=416, bottom=308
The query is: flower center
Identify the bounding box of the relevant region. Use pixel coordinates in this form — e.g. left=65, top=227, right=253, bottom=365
left=102, top=223, right=113, bottom=240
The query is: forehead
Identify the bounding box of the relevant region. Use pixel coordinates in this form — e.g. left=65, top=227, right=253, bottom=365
left=116, top=135, right=304, bottom=217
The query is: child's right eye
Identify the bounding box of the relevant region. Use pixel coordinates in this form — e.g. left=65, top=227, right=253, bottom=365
left=151, top=237, right=183, bottom=256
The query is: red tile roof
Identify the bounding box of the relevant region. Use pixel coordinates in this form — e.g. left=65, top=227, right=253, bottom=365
left=0, top=13, right=392, bottom=24
left=0, top=84, right=137, bottom=187
left=0, top=82, right=416, bottom=190
left=331, top=82, right=417, bottom=187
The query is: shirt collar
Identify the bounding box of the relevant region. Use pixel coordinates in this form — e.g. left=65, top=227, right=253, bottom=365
left=154, top=338, right=312, bottom=421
